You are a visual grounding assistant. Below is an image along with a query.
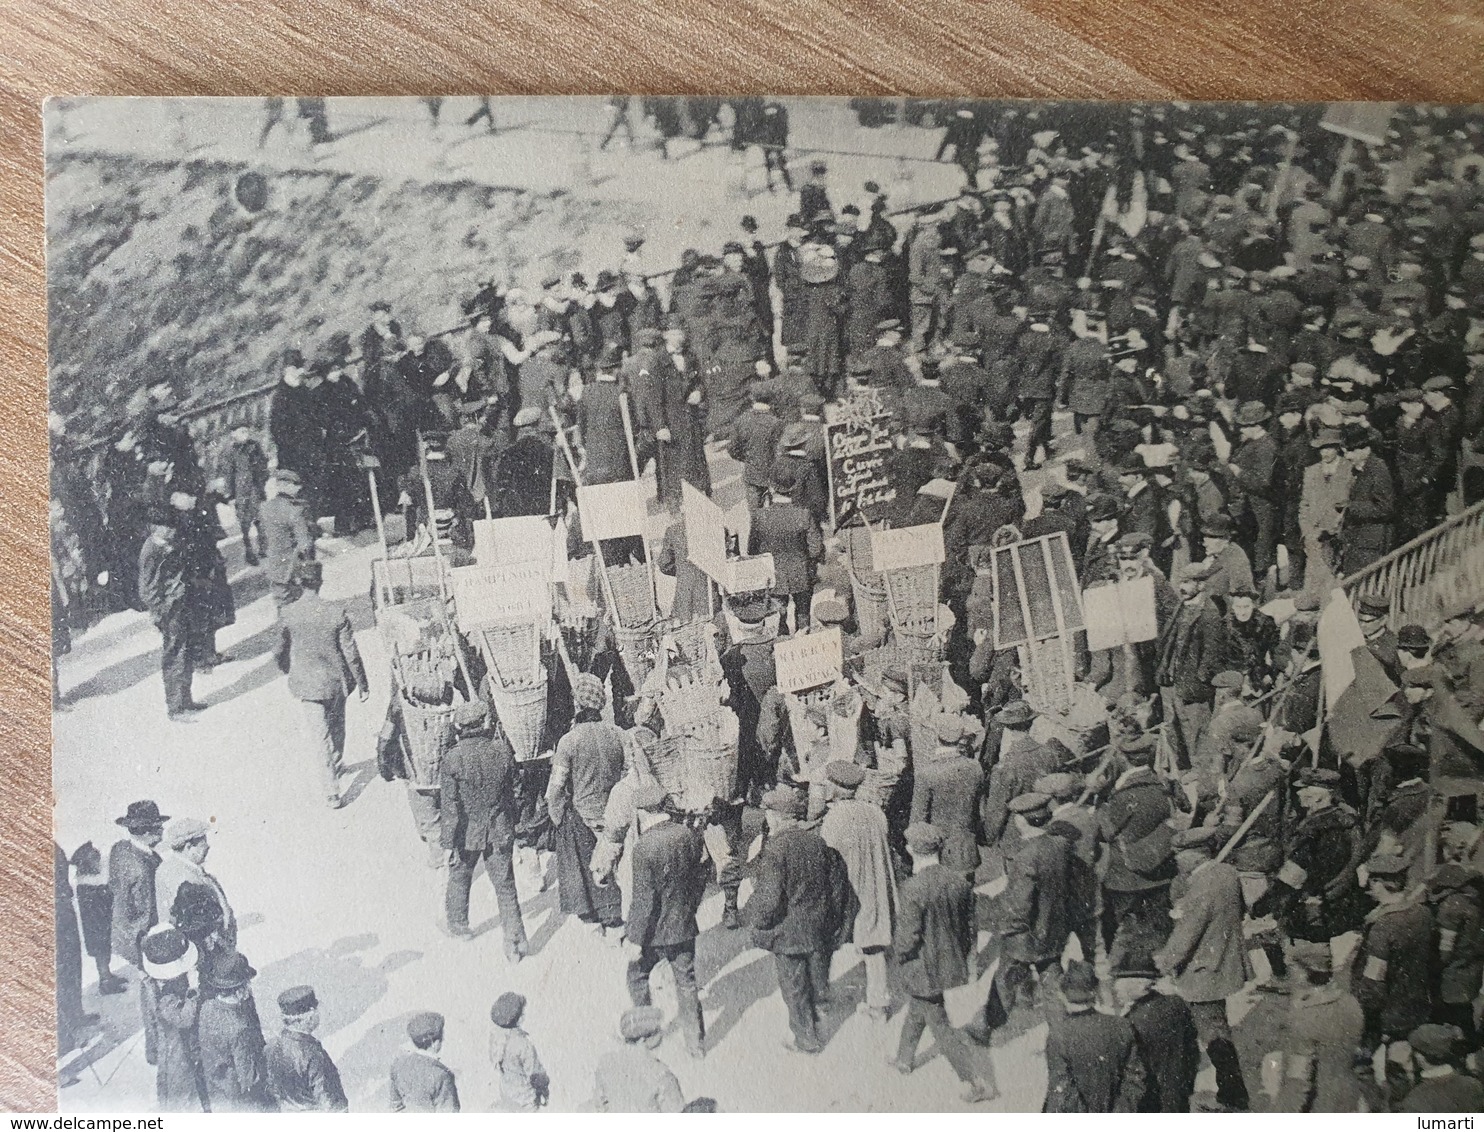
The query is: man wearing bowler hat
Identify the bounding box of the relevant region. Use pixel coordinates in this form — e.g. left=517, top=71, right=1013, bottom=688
left=198, top=951, right=273, bottom=1112
left=389, top=1011, right=460, bottom=1112
left=1339, top=425, right=1396, bottom=575
left=1197, top=512, right=1255, bottom=600
left=1224, top=399, right=1279, bottom=578
left=275, top=559, right=368, bottom=809
left=109, top=800, right=166, bottom=972
left=266, top=985, right=347, bottom=1112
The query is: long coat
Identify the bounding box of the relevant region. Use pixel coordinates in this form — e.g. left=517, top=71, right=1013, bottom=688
left=1099, top=768, right=1176, bottom=891
left=656, top=519, right=711, bottom=624
left=893, top=863, right=973, bottom=997
left=1063, top=337, right=1113, bottom=417
left=627, top=819, right=707, bottom=948
left=998, top=830, right=1072, bottom=963
left=1156, top=598, right=1227, bottom=705
left=577, top=378, right=631, bottom=485
left=982, top=735, right=1061, bottom=847
left=153, top=981, right=207, bottom=1110
left=1340, top=455, right=1396, bottom=575
left=1044, top=1009, right=1146, bottom=1113
left=274, top=591, right=367, bottom=702
left=439, top=732, right=518, bottom=852
left=109, top=838, right=159, bottom=967
left=199, top=996, right=273, bottom=1112
left=748, top=502, right=823, bottom=596
left=1155, top=858, right=1251, bottom=1003
left=1125, top=991, right=1199, bottom=1112
left=653, top=350, right=711, bottom=507
left=820, top=798, right=898, bottom=950
left=741, top=825, right=851, bottom=956
left=908, top=755, right=984, bottom=875
left=1351, top=900, right=1434, bottom=1038
left=258, top=495, right=315, bottom=587
left=845, top=259, right=894, bottom=357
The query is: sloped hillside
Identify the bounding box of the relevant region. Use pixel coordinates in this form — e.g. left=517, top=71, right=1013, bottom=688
left=46, top=151, right=644, bottom=438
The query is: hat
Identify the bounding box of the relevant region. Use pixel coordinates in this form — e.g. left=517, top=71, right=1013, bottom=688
left=1341, top=424, right=1374, bottom=450
left=205, top=951, right=257, bottom=991
left=1288, top=939, right=1332, bottom=975
left=826, top=761, right=866, bottom=790
left=454, top=699, right=487, bottom=730
left=721, top=240, right=745, bottom=257
left=512, top=406, right=543, bottom=429
left=117, top=800, right=168, bottom=830
left=1118, top=734, right=1157, bottom=764
left=171, top=883, right=224, bottom=936
left=1366, top=854, right=1408, bottom=879
left=1234, top=401, right=1270, bottom=426
left=996, top=700, right=1035, bottom=727
left=490, top=992, right=526, bottom=1028
left=1201, top=513, right=1236, bottom=537
left=880, top=666, right=909, bottom=693
left=1087, top=493, right=1122, bottom=522
left=278, top=985, right=319, bottom=1016
left=632, top=782, right=669, bottom=812
left=934, top=714, right=968, bottom=746
left=1421, top=375, right=1455, bottom=393
left=1211, top=670, right=1245, bottom=690
left=771, top=463, right=800, bottom=495
left=635, top=327, right=663, bottom=348
left=573, top=673, right=607, bottom=712
left=761, top=787, right=806, bottom=819
left=141, top=927, right=197, bottom=982
left=1397, top=624, right=1430, bottom=650
left=1172, top=825, right=1222, bottom=851
left=1111, top=951, right=1160, bottom=980
left=595, top=342, right=623, bottom=370
left=1040, top=480, right=1069, bottom=501
left=1409, top=1023, right=1462, bottom=1063
left=620, top=1005, right=664, bottom=1043
left=1034, top=771, right=1082, bottom=800
left=406, top=1011, right=445, bottom=1047
left=799, top=392, right=825, bottom=413
left=1357, top=592, right=1390, bottom=616
left=731, top=595, right=774, bottom=624
left=296, top=560, right=324, bottom=587
left=814, top=597, right=848, bottom=624
left=904, top=822, right=944, bottom=855
left=874, top=318, right=902, bottom=332
left=1310, top=428, right=1344, bottom=449
left=165, top=816, right=209, bottom=850
left=1060, top=960, right=1099, bottom=1004
left=847, top=356, right=874, bottom=377
left=1009, top=792, right=1052, bottom=821
left=274, top=468, right=304, bottom=487
left=1297, top=766, right=1341, bottom=788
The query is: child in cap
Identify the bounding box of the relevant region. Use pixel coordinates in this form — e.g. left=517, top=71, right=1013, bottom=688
left=489, top=992, right=548, bottom=1111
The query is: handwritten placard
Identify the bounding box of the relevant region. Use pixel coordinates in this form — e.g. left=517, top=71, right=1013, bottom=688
left=1082, top=575, right=1159, bottom=651
left=451, top=562, right=552, bottom=630
left=824, top=398, right=898, bottom=529
left=683, top=482, right=729, bottom=581
left=870, top=523, right=946, bottom=572
left=577, top=480, right=649, bottom=542
left=473, top=516, right=555, bottom=568
left=775, top=627, right=843, bottom=693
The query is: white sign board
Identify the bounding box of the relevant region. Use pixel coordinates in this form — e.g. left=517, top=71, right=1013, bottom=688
left=870, top=523, right=946, bottom=572
left=725, top=554, right=775, bottom=595
left=775, top=627, right=843, bottom=693
left=577, top=480, right=649, bottom=542
left=451, top=562, right=552, bottom=630
left=683, top=482, right=729, bottom=581
left=473, top=516, right=555, bottom=568
left=1082, top=575, right=1159, bottom=651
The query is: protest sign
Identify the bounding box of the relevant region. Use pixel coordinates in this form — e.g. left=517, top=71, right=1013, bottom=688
left=473, top=516, right=555, bottom=568
left=824, top=397, right=898, bottom=529
left=1319, top=102, right=1396, bottom=147
left=1082, top=575, right=1159, bottom=651
left=775, top=627, right=843, bottom=693
left=577, top=480, right=649, bottom=542
left=870, top=523, right=946, bottom=572
left=683, top=482, right=729, bottom=581
left=725, top=553, right=775, bottom=595
left=451, top=562, right=552, bottom=631
left=991, top=532, right=1085, bottom=650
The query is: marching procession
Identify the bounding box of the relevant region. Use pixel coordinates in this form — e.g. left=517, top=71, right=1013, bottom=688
left=49, top=97, right=1484, bottom=1113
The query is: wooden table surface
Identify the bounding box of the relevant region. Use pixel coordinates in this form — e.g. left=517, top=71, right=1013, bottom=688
left=3, top=0, right=1481, bottom=1107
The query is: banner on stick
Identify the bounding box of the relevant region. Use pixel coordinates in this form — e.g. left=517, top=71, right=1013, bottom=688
left=775, top=627, right=843, bottom=693
left=577, top=480, right=649, bottom=542
left=683, top=482, right=729, bottom=581
left=1082, top=576, right=1159, bottom=651
left=473, top=516, right=555, bottom=568
left=451, top=562, right=552, bottom=630
left=870, top=523, right=946, bottom=572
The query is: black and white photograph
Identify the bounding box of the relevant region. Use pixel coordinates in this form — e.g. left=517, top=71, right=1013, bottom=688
left=46, top=94, right=1484, bottom=1113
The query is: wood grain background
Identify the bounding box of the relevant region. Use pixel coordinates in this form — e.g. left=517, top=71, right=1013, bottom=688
left=3, top=0, right=1482, bottom=1109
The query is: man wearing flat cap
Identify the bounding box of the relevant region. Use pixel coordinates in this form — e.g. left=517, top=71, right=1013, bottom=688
left=1043, top=960, right=1148, bottom=1113
left=742, top=786, right=852, bottom=1054
left=1397, top=1023, right=1484, bottom=1113
left=1269, top=939, right=1366, bottom=1112
left=266, top=985, right=346, bottom=1112
left=389, top=1011, right=460, bottom=1112
left=1156, top=558, right=1229, bottom=768
left=909, top=714, right=985, bottom=882
left=439, top=699, right=528, bottom=960
left=1097, top=734, right=1177, bottom=972
left=590, top=1006, right=685, bottom=1112
left=819, top=761, right=897, bottom=1021
left=155, top=816, right=235, bottom=953
left=275, top=558, right=368, bottom=809
left=980, top=701, right=1059, bottom=852
left=198, top=951, right=272, bottom=1112
left=1110, top=951, right=1200, bottom=1113
left=1155, top=824, right=1252, bottom=1111
left=624, top=783, right=708, bottom=1059
left=1254, top=766, right=1364, bottom=950
left=892, top=822, right=996, bottom=1103
left=1224, top=399, right=1279, bottom=578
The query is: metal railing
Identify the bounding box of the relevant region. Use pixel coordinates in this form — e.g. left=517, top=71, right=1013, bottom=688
left=1342, top=500, right=1484, bottom=630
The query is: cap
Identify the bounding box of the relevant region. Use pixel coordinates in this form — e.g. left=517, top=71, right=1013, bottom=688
left=1060, top=960, right=1099, bottom=1003
left=1288, top=939, right=1332, bottom=974
left=140, top=927, right=196, bottom=981
left=1111, top=950, right=1160, bottom=979
left=512, top=406, right=543, bottom=429
left=1033, top=771, right=1082, bottom=800
left=1040, top=480, right=1069, bottom=501
left=1409, top=1023, right=1462, bottom=1063
left=1172, top=825, right=1222, bottom=851
left=1211, top=670, right=1245, bottom=690
left=454, top=699, right=487, bottom=730
left=595, top=342, right=623, bottom=370
left=1298, top=766, right=1341, bottom=787
left=573, top=672, right=607, bottom=712
left=490, top=991, right=526, bottom=1028
left=996, top=700, right=1035, bottom=727
left=1235, top=401, right=1271, bottom=426
left=934, top=714, right=968, bottom=746
left=1396, top=624, right=1430, bottom=650
left=1366, top=854, right=1409, bottom=878
left=1087, top=493, right=1122, bottom=522
left=1422, top=375, right=1455, bottom=392
left=621, top=1005, right=664, bottom=1042
left=1009, top=792, right=1052, bottom=821
left=814, top=597, right=848, bottom=624
left=826, top=761, right=867, bottom=790
left=1357, top=592, right=1390, bottom=616
left=632, top=782, right=669, bottom=813
left=164, top=816, right=209, bottom=850
left=407, top=1011, right=445, bottom=1046
left=278, top=985, right=319, bottom=1015
left=1118, top=734, right=1157, bottom=764
left=761, top=787, right=806, bottom=819
left=904, top=822, right=944, bottom=855
left=117, top=799, right=169, bottom=830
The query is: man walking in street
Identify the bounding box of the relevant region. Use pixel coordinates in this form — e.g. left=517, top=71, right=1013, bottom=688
left=439, top=700, right=528, bottom=961
left=623, top=784, right=708, bottom=1059
left=266, top=985, right=348, bottom=1112
left=259, top=470, right=316, bottom=609
left=138, top=512, right=203, bottom=720
left=274, top=561, right=368, bottom=808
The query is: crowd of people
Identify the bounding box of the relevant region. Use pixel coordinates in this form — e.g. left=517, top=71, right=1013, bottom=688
left=51, top=99, right=1484, bottom=1113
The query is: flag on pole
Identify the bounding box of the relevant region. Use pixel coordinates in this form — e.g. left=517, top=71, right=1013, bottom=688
left=1318, top=587, right=1366, bottom=709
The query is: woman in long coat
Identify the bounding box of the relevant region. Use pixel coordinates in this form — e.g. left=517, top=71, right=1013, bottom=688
left=801, top=249, right=845, bottom=397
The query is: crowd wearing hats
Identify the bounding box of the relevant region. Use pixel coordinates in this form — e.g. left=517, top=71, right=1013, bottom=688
left=53, top=99, right=1484, bottom=1113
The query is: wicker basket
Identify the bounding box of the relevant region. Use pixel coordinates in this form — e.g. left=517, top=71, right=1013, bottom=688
left=480, top=622, right=543, bottom=689
left=614, top=622, right=656, bottom=690
left=644, top=711, right=739, bottom=813
left=607, top=561, right=656, bottom=629
left=401, top=697, right=455, bottom=788
left=893, top=629, right=943, bottom=666
left=844, top=528, right=889, bottom=647
left=884, top=564, right=941, bottom=635
left=490, top=672, right=549, bottom=763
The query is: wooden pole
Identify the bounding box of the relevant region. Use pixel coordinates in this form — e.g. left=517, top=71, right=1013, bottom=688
left=619, top=391, right=643, bottom=484
left=1327, top=137, right=1355, bottom=205
left=417, top=433, right=449, bottom=600
left=367, top=464, right=389, bottom=561
left=550, top=407, right=624, bottom=629
left=1216, top=789, right=1274, bottom=864
left=1267, top=130, right=1299, bottom=222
